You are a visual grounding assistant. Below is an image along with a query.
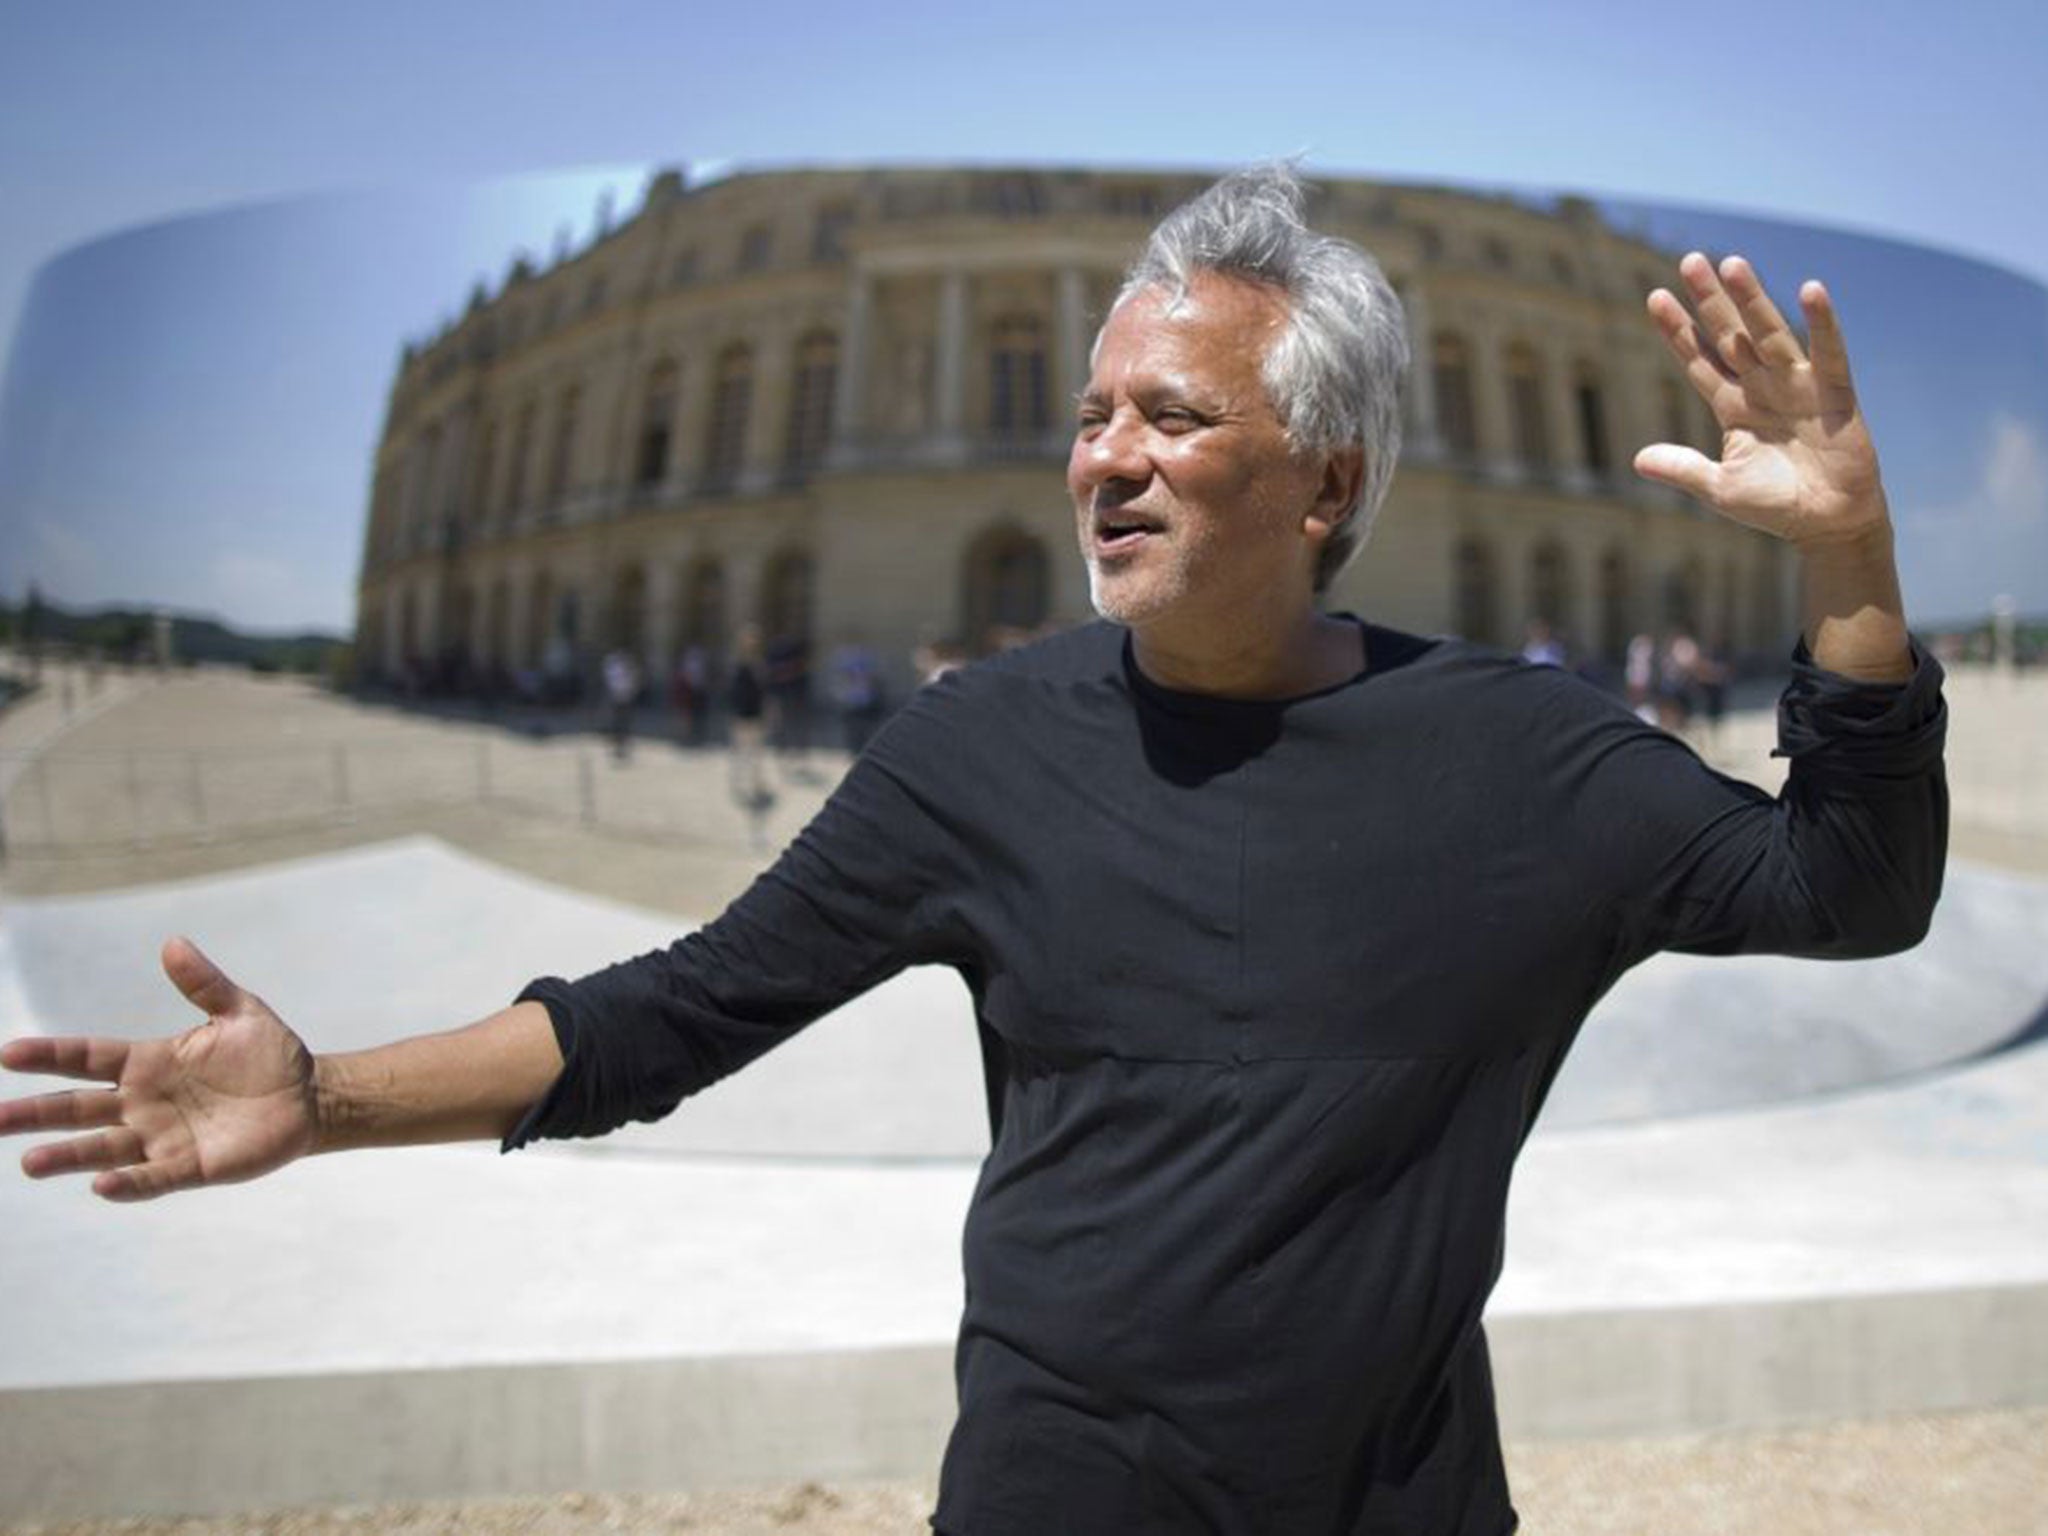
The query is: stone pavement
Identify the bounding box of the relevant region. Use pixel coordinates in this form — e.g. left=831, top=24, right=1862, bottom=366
left=2, top=657, right=2046, bottom=1521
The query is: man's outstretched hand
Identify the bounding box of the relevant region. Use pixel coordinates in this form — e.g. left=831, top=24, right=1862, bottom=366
left=1637, top=252, right=1912, bottom=682
left=0, top=937, right=318, bottom=1201
left=1634, top=252, right=1886, bottom=549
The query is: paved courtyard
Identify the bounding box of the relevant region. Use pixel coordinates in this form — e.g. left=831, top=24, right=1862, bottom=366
left=3, top=652, right=2046, bottom=1533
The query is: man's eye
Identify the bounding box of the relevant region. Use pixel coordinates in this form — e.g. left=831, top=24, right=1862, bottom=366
left=1155, top=407, right=1201, bottom=431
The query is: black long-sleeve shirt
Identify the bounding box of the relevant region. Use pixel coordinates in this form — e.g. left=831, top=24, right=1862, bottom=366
left=510, top=619, right=1947, bottom=1535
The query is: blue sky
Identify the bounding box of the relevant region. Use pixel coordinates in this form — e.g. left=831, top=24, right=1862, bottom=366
left=1, top=0, right=2043, bottom=631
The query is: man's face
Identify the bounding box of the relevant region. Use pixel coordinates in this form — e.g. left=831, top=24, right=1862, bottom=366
left=1069, top=274, right=1327, bottom=637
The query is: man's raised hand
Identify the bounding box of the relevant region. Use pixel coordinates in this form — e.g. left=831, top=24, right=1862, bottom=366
left=0, top=937, right=318, bottom=1201
left=1634, top=253, right=1887, bottom=549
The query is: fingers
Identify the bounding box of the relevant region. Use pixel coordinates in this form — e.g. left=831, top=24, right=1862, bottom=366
left=1633, top=443, right=1721, bottom=505
left=1715, top=256, right=1805, bottom=370
left=161, top=936, right=245, bottom=1018
left=0, top=1085, right=125, bottom=1137
left=1678, top=252, right=1763, bottom=376
left=0, top=1035, right=132, bottom=1084
left=1800, top=280, right=1855, bottom=389
left=1646, top=288, right=1737, bottom=404
left=21, top=1126, right=145, bottom=1179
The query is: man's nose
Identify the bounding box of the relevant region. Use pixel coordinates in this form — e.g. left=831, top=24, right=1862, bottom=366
left=1077, top=411, right=1149, bottom=483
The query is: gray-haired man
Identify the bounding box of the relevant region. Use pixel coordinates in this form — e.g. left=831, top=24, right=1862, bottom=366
left=2, top=168, right=1945, bottom=1534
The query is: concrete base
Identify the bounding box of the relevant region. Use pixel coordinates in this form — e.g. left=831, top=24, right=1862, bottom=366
left=8, top=1285, right=2047, bottom=1521
left=5, top=839, right=2047, bottom=1521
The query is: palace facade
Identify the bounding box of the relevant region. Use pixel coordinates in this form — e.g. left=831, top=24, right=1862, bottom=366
left=355, top=164, right=1791, bottom=696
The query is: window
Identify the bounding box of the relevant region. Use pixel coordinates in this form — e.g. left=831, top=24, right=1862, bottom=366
left=702, top=344, right=753, bottom=492
left=469, top=418, right=497, bottom=525
left=964, top=527, right=1050, bottom=646
left=738, top=223, right=774, bottom=273
left=1432, top=333, right=1477, bottom=461
left=989, top=315, right=1048, bottom=439
left=783, top=331, right=838, bottom=479
left=1530, top=540, right=1571, bottom=630
left=547, top=385, right=580, bottom=505
left=1599, top=546, right=1631, bottom=658
left=1454, top=539, right=1498, bottom=646
left=1504, top=342, right=1549, bottom=469
left=812, top=203, right=854, bottom=262
left=1481, top=236, right=1514, bottom=272
left=505, top=400, right=537, bottom=514
left=636, top=361, right=680, bottom=489
left=1574, top=365, right=1610, bottom=475
left=1549, top=252, right=1576, bottom=287
left=684, top=560, right=726, bottom=652
left=762, top=548, right=814, bottom=641
left=671, top=249, right=699, bottom=288
left=1416, top=224, right=1444, bottom=262
left=1659, top=378, right=1688, bottom=449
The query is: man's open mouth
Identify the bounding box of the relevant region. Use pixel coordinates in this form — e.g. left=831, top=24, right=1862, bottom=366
left=1093, top=513, right=1162, bottom=554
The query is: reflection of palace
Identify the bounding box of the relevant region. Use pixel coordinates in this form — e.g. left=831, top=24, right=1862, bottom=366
left=356, top=166, right=1792, bottom=695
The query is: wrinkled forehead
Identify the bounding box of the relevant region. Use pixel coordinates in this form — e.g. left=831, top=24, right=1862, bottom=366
left=1089, top=273, right=1291, bottom=384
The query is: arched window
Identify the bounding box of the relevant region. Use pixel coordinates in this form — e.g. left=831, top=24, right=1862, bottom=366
left=484, top=578, right=510, bottom=670
left=702, top=344, right=753, bottom=493
left=1663, top=557, right=1703, bottom=632
left=989, top=315, right=1048, bottom=439
left=783, top=330, right=838, bottom=480
left=1504, top=342, right=1549, bottom=470
left=636, top=360, right=679, bottom=490
left=1599, top=545, right=1631, bottom=660
left=547, top=385, right=581, bottom=505
left=1432, top=332, right=1477, bottom=461
left=684, top=560, right=727, bottom=654
left=609, top=566, right=648, bottom=654
left=1530, top=540, right=1571, bottom=632
left=1572, top=362, right=1609, bottom=475
left=761, top=548, right=814, bottom=642
left=1453, top=538, right=1497, bottom=646
left=525, top=571, right=553, bottom=666
left=964, top=527, right=1050, bottom=647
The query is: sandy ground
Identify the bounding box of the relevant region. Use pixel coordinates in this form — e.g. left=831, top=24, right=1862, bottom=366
left=4, top=1409, right=2044, bottom=1535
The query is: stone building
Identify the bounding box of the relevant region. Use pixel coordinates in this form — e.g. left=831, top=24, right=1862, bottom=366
left=355, top=164, right=1791, bottom=697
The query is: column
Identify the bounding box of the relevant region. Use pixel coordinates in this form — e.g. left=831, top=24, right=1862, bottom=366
left=828, top=269, right=871, bottom=465
left=933, top=269, right=968, bottom=461
left=1402, top=285, right=1441, bottom=459
left=1545, top=349, right=1590, bottom=493
left=745, top=318, right=792, bottom=494
left=1468, top=321, right=1515, bottom=483
left=1057, top=267, right=1090, bottom=415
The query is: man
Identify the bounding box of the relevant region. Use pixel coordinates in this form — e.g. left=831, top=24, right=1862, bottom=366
left=0, top=168, right=1945, bottom=1534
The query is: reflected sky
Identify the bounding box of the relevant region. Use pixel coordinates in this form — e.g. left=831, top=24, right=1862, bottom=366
left=1, top=168, right=2042, bottom=633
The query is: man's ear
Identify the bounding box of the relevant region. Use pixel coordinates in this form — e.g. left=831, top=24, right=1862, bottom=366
left=1302, top=448, right=1366, bottom=545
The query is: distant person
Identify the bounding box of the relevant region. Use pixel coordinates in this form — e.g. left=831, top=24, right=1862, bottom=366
left=1520, top=620, right=1566, bottom=668
left=725, top=624, right=773, bottom=845
left=0, top=167, right=1945, bottom=1535
left=601, top=648, right=640, bottom=762
left=764, top=631, right=814, bottom=779
left=1658, top=629, right=1702, bottom=736
left=828, top=637, right=886, bottom=755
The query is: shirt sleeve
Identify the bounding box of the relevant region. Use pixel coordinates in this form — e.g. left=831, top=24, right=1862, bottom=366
left=1568, top=641, right=1948, bottom=968
left=501, top=683, right=971, bottom=1151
